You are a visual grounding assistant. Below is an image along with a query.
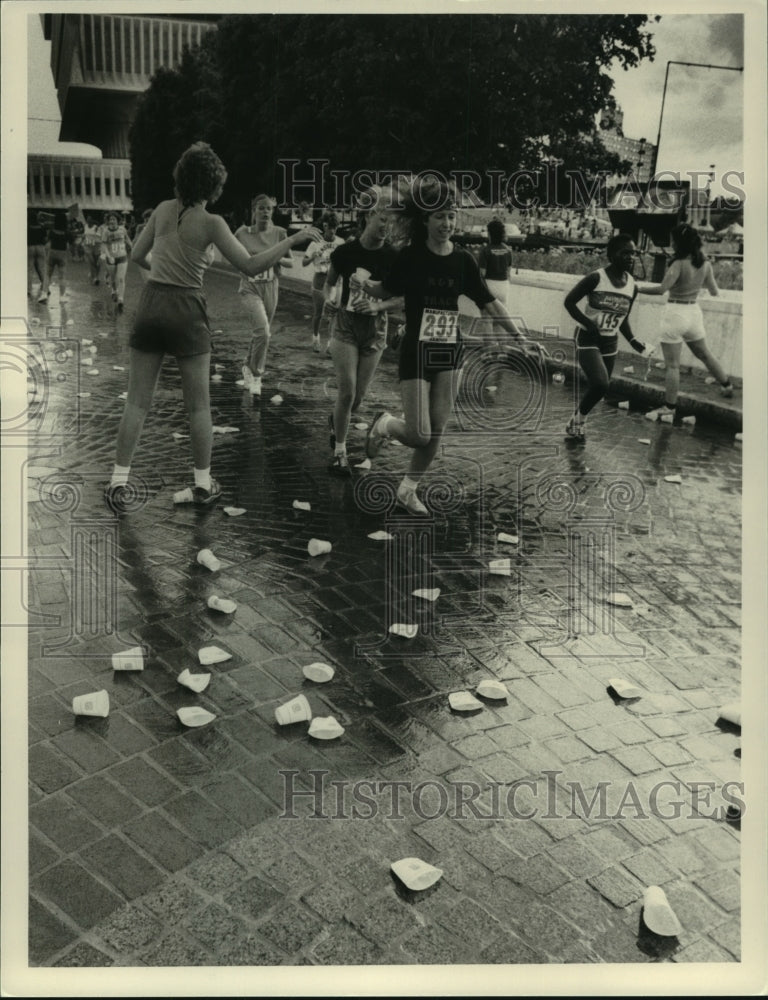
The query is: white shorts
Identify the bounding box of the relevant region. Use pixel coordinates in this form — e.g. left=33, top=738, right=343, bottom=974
left=659, top=302, right=706, bottom=344
left=485, top=278, right=508, bottom=305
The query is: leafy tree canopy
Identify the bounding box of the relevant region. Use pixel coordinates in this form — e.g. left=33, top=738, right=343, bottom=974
left=130, top=13, right=658, bottom=216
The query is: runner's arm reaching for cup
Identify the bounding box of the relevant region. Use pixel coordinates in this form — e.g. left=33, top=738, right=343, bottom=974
left=207, top=216, right=321, bottom=277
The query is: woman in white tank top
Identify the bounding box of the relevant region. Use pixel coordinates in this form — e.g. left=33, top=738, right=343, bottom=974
left=640, top=222, right=734, bottom=420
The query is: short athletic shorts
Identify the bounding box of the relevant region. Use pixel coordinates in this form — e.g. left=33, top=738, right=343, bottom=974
left=659, top=302, right=706, bottom=344
left=485, top=278, right=508, bottom=305
left=330, top=308, right=385, bottom=356
left=312, top=271, right=327, bottom=291
left=575, top=327, right=618, bottom=358
left=130, top=280, right=211, bottom=357
left=398, top=336, right=464, bottom=383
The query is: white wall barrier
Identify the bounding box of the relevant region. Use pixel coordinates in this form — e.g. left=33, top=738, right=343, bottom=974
left=216, top=252, right=743, bottom=380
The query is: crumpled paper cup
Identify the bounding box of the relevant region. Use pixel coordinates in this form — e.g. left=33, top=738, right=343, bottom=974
left=308, top=538, right=331, bottom=557
left=207, top=595, right=237, bottom=614
left=308, top=716, right=345, bottom=740
left=642, top=886, right=682, bottom=937
left=368, top=530, right=394, bottom=541
left=198, top=645, right=232, bottom=665
left=177, top=706, right=216, bottom=728
left=449, top=691, right=483, bottom=712
left=293, top=500, right=311, bottom=511
left=391, top=858, right=443, bottom=892
left=302, top=662, right=335, bottom=683
left=476, top=679, right=509, bottom=701
left=606, top=592, right=633, bottom=608
left=413, top=588, right=440, bottom=602
left=497, top=532, right=519, bottom=545
left=177, top=669, right=211, bottom=693
left=488, top=559, right=512, bottom=576
left=608, top=677, right=642, bottom=700
left=223, top=506, right=246, bottom=516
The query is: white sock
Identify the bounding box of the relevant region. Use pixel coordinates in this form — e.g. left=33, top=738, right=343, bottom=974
left=400, top=476, right=418, bottom=493
left=110, top=464, right=130, bottom=487
left=334, top=442, right=346, bottom=456
left=194, top=468, right=212, bottom=490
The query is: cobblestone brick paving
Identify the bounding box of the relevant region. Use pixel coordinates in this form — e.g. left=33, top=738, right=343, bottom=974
left=22, top=261, right=742, bottom=967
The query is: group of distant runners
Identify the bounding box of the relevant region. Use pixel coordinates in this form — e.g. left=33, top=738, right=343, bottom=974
left=32, top=143, right=731, bottom=515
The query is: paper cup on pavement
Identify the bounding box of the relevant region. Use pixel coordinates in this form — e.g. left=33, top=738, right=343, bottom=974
left=302, top=662, right=335, bottom=683
left=308, top=538, right=332, bottom=557
left=642, top=886, right=682, bottom=937
left=368, top=530, right=394, bottom=541
left=449, top=691, right=483, bottom=712
left=608, top=677, right=642, bottom=700
left=207, top=595, right=237, bottom=614
left=718, top=703, right=741, bottom=727
left=293, top=500, right=311, bottom=511
left=223, top=506, right=246, bottom=517
left=606, top=592, right=633, bottom=608
left=174, top=487, right=194, bottom=504
left=391, top=858, right=443, bottom=892
left=389, top=623, right=417, bottom=639
left=497, top=532, right=519, bottom=545
left=197, top=548, right=221, bottom=571
left=488, top=559, right=512, bottom=576
left=476, top=679, right=509, bottom=701
left=72, top=690, right=110, bottom=717
left=413, top=588, right=440, bottom=602
left=112, top=646, right=144, bottom=671
left=177, top=669, right=211, bottom=693
left=308, top=716, right=345, bottom=740
left=198, top=645, right=232, bottom=665
left=275, top=694, right=312, bottom=725
left=177, top=706, right=216, bottom=728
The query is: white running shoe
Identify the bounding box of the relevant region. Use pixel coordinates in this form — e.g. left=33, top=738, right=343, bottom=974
left=396, top=485, right=428, bottom=515
left=565, top=416, right=585, bottom=439
left=242, top=365, right=262, bottom=396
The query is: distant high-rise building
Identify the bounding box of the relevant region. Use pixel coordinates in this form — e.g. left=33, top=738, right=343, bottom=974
left=28, top=13, right=219, bottom=212
left=599, top=104, right=655, bottom=185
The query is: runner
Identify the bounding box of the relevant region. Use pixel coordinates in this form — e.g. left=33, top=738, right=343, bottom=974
left=477, top=218, right=513, bottom=348
left=362, top=177, right=529, bottom=514
left=639, top=222, right=734, bottom=418
left=42, top=208, right=71, bottom=303
left=104, top=142, right=320, bottom=513
left=302, top=211, right=344, bottom=352
left=324, top=189, right=403, bottom=476
left=101, top=212, right=133, bottom=314
left=83, top=216, right=103, bottom=285
left=27, top=210, right=49, bottom=302
left=236, top=194, right=294, bottom=397
left=562, top=234, right=648, bottom=439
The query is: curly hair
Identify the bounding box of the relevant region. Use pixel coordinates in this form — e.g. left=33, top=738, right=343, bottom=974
left=487, top=219, right=506, bottom=245
left=173, top=142, right=228, bottom=207
left=671, top=222, right=705, bottom=268
left=320, top=211, right=339, bottom=229
left=606, top=233, right=635, bottom=259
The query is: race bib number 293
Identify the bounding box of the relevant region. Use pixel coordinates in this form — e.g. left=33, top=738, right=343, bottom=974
left=419, top=308, right=460, bottom=343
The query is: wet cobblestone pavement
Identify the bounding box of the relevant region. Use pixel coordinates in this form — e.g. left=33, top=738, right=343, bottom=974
left=19, top=259, right=744, bottom=971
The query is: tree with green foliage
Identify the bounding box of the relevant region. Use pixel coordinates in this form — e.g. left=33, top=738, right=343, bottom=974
left=130, top=13, right=658, bottom=214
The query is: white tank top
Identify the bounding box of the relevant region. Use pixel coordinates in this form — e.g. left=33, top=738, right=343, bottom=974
left=582, top=268, right=636, bottom=335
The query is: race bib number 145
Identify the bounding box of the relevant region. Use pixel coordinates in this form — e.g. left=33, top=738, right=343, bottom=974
left=419, top=308, right=460, bottom=343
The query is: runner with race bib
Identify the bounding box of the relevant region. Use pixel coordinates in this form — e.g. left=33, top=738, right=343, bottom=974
left=362, top=176, right=528, bottom=515
left=563, top=233, right=648, bottom=439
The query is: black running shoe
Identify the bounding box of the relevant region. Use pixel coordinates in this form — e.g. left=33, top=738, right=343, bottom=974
left=328, top=412, right=336, bottom=449
left=192, top=478, right=222, bottom=505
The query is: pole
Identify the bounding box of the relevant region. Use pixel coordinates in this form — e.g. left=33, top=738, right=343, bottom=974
left=650, top=61, right=743, bottom=182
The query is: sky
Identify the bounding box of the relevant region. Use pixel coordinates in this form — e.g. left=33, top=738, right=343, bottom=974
left=27, top=9, right=745, bottom=196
